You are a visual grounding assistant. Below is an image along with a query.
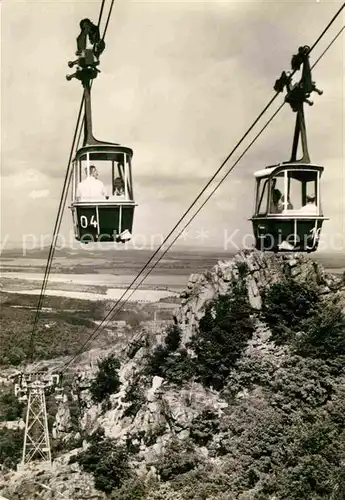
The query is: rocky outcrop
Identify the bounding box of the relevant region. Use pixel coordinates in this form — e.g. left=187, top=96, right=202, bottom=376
left=0, top=459, right=105, bottom=500
left=176, top=250, right=344, bottom=343
left=100, top=376, right=227, bottom=442
left=52, top=395, right=72, bottom=439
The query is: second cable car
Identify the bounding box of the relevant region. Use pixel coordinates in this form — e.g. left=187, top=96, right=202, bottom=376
left=66, top=18, right=136, bottom=243
left=250, top=46, right=328, bottom=252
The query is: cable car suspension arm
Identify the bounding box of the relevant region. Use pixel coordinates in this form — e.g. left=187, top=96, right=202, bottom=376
left=66, top=2, right=115, bottom=146
left=274, top=45, right=323, bottom=163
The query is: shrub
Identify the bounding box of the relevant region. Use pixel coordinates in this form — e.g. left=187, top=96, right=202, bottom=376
left=190, top=409, right=220, bottom=446
left=261, top=279, right=318, bottom=344
left=189, top=282, right=255, bottom=390
left=110, top=477, right=148, bottom=500
left=216, top=382, right=345, bottom=498
left=146, top=325, right=196, bottom=385
left=0, top=428, right=23, bottom=470
left=89, top=354, right=121, bottom=404
left=225, top=355, right=340, bottom=411
left=170, top=466, right=235, bottom=500
left=261, top=279, right=345, bottom=359
left=76, top=429, right=130, bottom=493
left=155, top=438, right=201, bottom=481
left=237, top=261, right=249, bottom=278
left=51, top=434, right=83, bottom=458
left=295, top=299, right=345, bottom=359
left=123, top=381, right=146, bottom=418
left=142, top=422, right=167, bottom=446
left=145, top=483, right=186, bottom=500
left=0, top=390, right=24, bottom=421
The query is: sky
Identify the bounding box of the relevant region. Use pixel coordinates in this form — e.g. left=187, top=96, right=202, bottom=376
left=1, top=0, right=344, bottom=253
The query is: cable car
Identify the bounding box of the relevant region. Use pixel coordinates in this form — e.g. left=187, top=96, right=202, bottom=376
left=250, top=46, right=327, bottom=252
left=66, top=19, right=136, bottom=243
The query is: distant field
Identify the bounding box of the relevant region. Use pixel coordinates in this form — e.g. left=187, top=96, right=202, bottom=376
left=0, top=247, right=235, bottom=275
left=1, top=247, right=344, bottom=272
left=0, top=275, right=187, bottom=295
left=1, top=249, right=344, bottom=294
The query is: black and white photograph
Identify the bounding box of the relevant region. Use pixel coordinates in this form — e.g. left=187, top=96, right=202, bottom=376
left=0, top=0, right=344, bottom=498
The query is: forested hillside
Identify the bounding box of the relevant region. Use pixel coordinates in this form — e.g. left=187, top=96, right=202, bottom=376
left=1, top=251, right=345, bottom=500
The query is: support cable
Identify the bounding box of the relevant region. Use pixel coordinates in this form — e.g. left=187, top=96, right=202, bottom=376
left=101, top=0, right=115, bottom=40
left=97, top=0, right=106, bottom=26
left=28, top=98, right=84, bottom=362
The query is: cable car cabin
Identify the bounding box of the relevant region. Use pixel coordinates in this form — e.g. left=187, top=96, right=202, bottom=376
left=70, top=144, right=136, bottom=243
left=250, top=163, right=328, bottom=252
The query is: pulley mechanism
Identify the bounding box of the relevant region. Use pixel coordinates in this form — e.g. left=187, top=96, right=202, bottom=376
left=66, top=18, right=106, bottom=146
left=66, top=18, right=105, bottom=88
left=274, top=46, right=323, bottom=163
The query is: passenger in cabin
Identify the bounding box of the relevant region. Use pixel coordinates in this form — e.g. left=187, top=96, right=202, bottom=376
left=76, top=165, right=107, bottom=201
left=281, top=195, right=293, bottom=210
left=270, top=189, right=283, bottom=213
left=299, top=195, right=318, bottom=214
left=114, top=177, right=125, bottom=196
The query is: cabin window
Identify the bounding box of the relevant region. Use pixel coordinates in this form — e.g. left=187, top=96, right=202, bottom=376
left=111, top=156, right=127, bottom=197
left=79, top=158, right=126, bottom=198
left=303, top=176, right=318, bottom=206
left=253, top=169, right=321, bottom=218
left=269, top=173, right=285, bottom=214
left=287, top=170, right=319, bottom=210
left=74, top=152, right=133, bottom=201
left=286, top=174, right=303, bottom=210
left=256, top=178, right=270, bottom=215
left=269, top=170, right=320, bottom=213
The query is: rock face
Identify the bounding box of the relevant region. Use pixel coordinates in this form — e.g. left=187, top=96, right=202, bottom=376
left=2, top=250, right=344, bottom=499
left=99, top=378, right=228, bottom=460
left=52, top=395, right=72, bottom=439
left=0, top=459, right=105, bottom=500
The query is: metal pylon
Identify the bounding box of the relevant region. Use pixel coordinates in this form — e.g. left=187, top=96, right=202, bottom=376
left=14, top=371, right=62, bottom=466
left=22, top=379, right=51, bottom=464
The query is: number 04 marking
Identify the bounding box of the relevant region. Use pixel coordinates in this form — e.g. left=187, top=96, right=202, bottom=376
left=80, top=215, right=98, bottom=229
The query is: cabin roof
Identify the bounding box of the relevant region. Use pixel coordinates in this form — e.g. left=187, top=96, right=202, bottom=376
left=75, top=144, right=133, bottom=161
left=254, top=162, right=324, bottom=178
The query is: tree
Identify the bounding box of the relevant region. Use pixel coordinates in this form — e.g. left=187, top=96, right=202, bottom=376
left=0, top=391, right=24, bottom=421
left=0, top=428, right=23, bottom=470
left=76, top=429, right=130, bottom=493
left=190, top=282, right=255, bottom=390
left=261, top=279, right=318, bottom=344
left=90, top=354, right=121, bottom=404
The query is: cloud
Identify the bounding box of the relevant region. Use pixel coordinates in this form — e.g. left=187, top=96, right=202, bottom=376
left=29, top=189, right=50, bottom=199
